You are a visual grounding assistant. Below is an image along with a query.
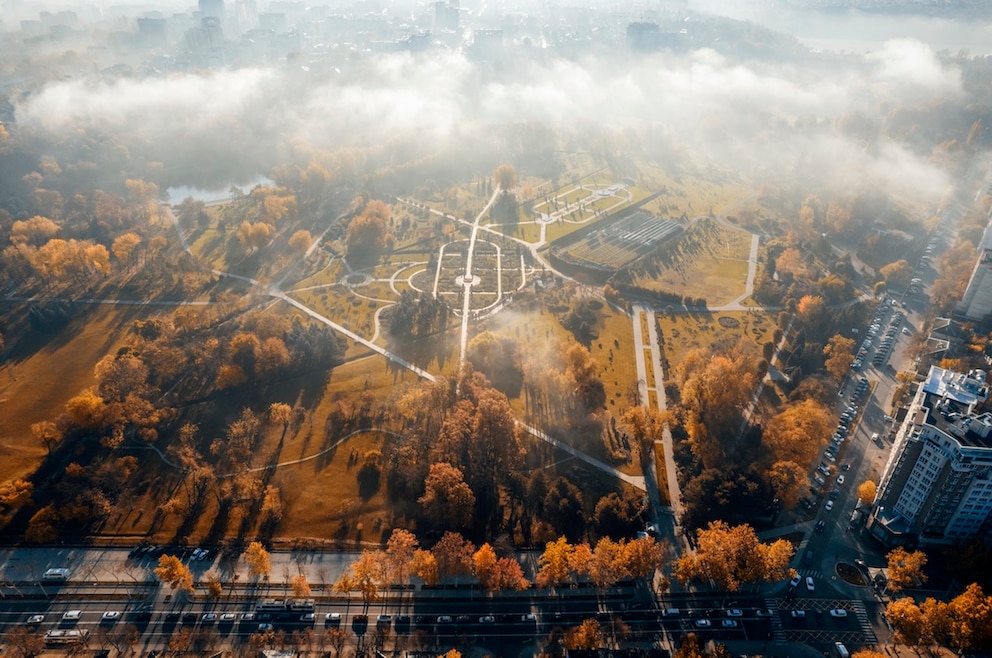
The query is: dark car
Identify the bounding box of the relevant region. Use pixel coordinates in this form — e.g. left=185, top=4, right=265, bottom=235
left=352, top=615, right=368, bottom=635
left=395, top=615, right=411, bottom=634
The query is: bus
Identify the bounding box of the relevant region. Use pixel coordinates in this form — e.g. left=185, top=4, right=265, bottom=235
left=45, top=630, right=89, bottom=645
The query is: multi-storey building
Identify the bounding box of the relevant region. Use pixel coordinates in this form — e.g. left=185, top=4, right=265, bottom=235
left=957, top=222, right=992, bottom=322
left=867, top=365, right=992, bottom=547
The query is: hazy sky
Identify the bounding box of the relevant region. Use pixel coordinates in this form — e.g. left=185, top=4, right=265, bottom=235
left=10, top=1, right=981, bottom=206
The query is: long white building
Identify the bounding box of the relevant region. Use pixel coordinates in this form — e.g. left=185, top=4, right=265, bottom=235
left=958, top=221, right=992, bottom=321
left=867, top=365, right=992, bottom=547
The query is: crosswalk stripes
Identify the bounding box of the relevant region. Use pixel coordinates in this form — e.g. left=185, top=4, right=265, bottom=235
left=764, top=598, right=787, bottom=643
left=851, top=601, right=877, bottom=644
left=797, top=568, right=823, bottom=581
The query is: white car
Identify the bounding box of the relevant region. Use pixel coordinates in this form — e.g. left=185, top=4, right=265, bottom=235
left=721, top=619, right=738, bottom=628
left=806, top=576, right=815, bottom=591
left=62, top=610, right=82, bottom=621
left=26, top=614, right=45, bottom=625
left=837, top=475, right=846, bottom=485
left=726, top=609, right=743, bottom=617
left=102, top=611, right=121, bottom=621
left=694, top=619, right=711, bottom=628
left=825, top=500, right=834, bottom=511
left=829, top=609, right=848, bottom=618
left=790, top=610, right=806, bottom=618
left=789, top=575, right=801, bottom=588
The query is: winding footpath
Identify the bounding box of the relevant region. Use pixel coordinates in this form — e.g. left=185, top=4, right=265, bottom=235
left=162, top=203, right=644, bottom=491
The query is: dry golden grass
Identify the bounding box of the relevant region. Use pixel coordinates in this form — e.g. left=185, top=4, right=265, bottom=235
left=0, top=305, right=173, bottom=484
left=656, top=310, right=773, bottom=372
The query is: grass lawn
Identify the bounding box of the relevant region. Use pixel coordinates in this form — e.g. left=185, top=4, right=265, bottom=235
left=656, top=310, right=774, bottom=372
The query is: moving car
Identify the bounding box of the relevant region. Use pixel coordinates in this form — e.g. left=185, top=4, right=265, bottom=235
left=325, top=613, right=341, bottom=627
left=694, top=619, right=711, bottom=628
left=726, top=609, right=743, bottom=617
left=789, top=575, right=801, bottom=587
left=102, top=611, right=121, bottom=622
left=830, top=609, right=848, bottom=618
left=26, top=615, right=45, bottom=625
left=825, top=500, right=834, bottom=511
left=790, top=610, right=806, bottom=618
left=837, top=475, right=846, bottom=485
left=806, top=576, right=815, bottom=591
left=721, top=619, right=738, bottom=628
left=62, top=610, right=82, bottom=621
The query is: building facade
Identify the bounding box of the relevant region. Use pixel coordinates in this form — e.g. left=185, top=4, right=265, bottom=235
left=867, top=365, right=992, bottom=547
left=958, top=221, right=992, bottom=322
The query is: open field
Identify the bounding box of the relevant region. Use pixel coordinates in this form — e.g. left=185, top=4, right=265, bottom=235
left=656, top=310, right=775, bottom=372
left=622, top=217, right=758, bottom=305
left=0, top=304, right=173, bottom=484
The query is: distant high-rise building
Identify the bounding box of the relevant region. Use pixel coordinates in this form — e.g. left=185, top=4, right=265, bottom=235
left=199, top=0, right=224, bottom=19
left=186, top=15, right=225, bottom=66
left=234, top=0, right=258, bottom=32
left=867, top=365, right=992, bottom=548
left=434, top=1, right=459, bottom=32
left=958, top=221, right=992, bottom=321
left=136, top=17, right=168, bottom=47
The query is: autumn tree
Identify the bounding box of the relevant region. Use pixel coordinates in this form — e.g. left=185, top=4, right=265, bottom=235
left=0, top=479, right=33, bottom=512
left=767, top=460, right=807, bottom=511
left=887, top=547, right=927, bottom=592
left=536, top=536, right=575, bottom=589
left=796, top=294, right=826, bottom=327
left=288, top=229, right=312, bottom=254
left=949, top=583, right=992, bottom=651
left=431, top=531, right=475, bottom=580
left=290, top=574, right=311, bottom=598
left=346, top=199, right=391, bottom=258
left=676, top=347, right=759, bottom=467
left=3, top=626, right=47, bottom=658
left=335, top=550, right=387, bottom=610
left=386, top=528, right=418, bottom=587
left=493, top=164, right=517, bottom=193
left=675, top=521, right=793, bottom=591
left=887, top=597, right=925, bottom=647
left=206, top=576, right=223, bottom=599
left=823, top=334, right=856, bottom=380
left=565, top=619, right=604, bottom=650
left=30, top=420, right=62, bottom=454
left=154, top=554, right=194, bottom=593
left=9, top=215, right=59, bottom=245
left=418, top=462, right=475, bottom=528
left=857, top=480, right=877, bottom=505
left=851, top=652, right=887, bottom=658
left=880, top=259, right=912, bottom=288
left=269, top=402, right=292, bottom=441
left=111, top=233, right=141, bottom=271
left=762, top=398, right=833, bottom=467
left=243, top=542, right=272, bottom=579
left=411, top=549, right=439, bottom=586
left=473, top=543, right=529, bottom=592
